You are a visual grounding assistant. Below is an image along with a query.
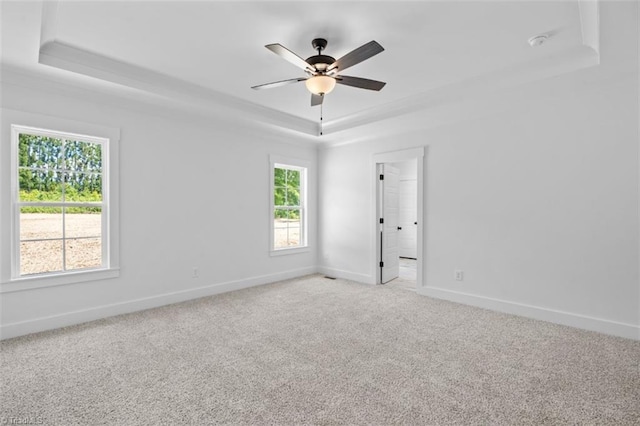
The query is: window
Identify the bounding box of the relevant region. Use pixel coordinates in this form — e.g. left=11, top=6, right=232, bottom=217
left=13, top=126, right=108, bottom=276
left=1, top=110, right=119, bottom=291
left=270, top=156, right=308, bottom=253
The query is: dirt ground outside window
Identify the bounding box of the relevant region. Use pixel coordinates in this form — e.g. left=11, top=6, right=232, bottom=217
left=274, top=219, right=301, bottom=248
left=19, top=213, right=102, bottom=275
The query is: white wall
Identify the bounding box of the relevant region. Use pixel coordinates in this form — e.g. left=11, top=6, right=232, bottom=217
left=0, top=78, right=318, bottom=338
left=319, top=2, right=639, bottom=339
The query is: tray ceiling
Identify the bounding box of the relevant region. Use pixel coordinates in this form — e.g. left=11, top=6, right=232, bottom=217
left=1, top=1, right=600, bottom=139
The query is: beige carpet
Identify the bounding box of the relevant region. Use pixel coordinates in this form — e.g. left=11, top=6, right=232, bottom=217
left=1, top=274, right=639, bottom=425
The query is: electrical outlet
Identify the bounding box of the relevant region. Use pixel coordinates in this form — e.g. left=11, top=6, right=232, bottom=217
left=192, top=267, right=199, bottom=279
left=454, top=269, right=463, bottom=281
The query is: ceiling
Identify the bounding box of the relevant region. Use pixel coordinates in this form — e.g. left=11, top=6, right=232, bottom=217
left=1, top=1, right=600, bottom=139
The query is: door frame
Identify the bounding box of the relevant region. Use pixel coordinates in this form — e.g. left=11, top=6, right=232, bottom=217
left=372, top=147, right=425, bottom=287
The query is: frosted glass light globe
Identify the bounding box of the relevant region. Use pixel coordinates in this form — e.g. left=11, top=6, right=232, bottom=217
left=305, top=75, right=336, bottom=95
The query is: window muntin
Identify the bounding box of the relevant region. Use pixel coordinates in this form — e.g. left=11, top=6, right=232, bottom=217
left=272, top=162, right=307, bottom=251
left=13, top=126, right=107, bottom=278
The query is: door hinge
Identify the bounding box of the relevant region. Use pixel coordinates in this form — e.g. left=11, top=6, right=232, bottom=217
left=379, top=218, right=384, bottom=224
left=379, top=261, right=384, bottom=267
left=379, top=174, right=384, bottom=180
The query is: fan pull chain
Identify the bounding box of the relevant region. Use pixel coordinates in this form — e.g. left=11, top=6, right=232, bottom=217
left=320, top=97, right=323, bottom=136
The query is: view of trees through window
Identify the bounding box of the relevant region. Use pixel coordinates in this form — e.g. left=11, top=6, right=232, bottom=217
left=273, top=166, right=302, bottom=249
left=17, top=132, right=104, bottom=276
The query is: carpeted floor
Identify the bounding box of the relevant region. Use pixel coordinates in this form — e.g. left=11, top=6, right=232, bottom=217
left=1, top=274, right=639, bottom=425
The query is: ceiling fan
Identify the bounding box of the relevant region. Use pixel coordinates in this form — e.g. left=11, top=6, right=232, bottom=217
left=251, top=38, right=386, bottom=106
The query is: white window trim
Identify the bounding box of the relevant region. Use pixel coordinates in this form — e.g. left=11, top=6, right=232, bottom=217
left=269, top=155, right=309, bottom=256
left=0, top=109, right=120, bottom=293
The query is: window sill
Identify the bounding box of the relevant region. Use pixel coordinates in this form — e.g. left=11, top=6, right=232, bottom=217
left=270, top=246, right=310, bottom=257
left=0, top=268, right=120, bottom=293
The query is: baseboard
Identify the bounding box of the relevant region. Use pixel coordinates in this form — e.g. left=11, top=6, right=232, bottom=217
left=317, top=266, right=375, bottom=285
left=0, top=266, right=317, bottom=340
left=5, top=270, right=636, bottom=341
left=417, top=286, right=640, bottom=341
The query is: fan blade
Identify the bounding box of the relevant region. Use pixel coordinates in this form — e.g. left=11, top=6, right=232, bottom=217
left=335, top=75, right=386, bottom=91
left=265, top=43, right=313, bottom=72
left=251, top=77, right=307, bottom=90
left=311, top=93, right=324, bottom=107
left=328, top=41, right=384, bottom=72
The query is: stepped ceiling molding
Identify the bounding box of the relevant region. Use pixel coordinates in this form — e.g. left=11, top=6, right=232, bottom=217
left=1, top=1, right=600, bottom=141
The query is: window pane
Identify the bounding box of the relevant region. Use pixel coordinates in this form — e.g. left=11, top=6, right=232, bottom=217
left=285, top=169, right=300, bottom=206
left=20, top=240, right=63, bottom=275
left=274, top=207, right=287, bottom=220
left=274, top=185, right=286, bottom=207
left=285, top=187, right=300, bottom=206
left=286, top=224, right=300, bottom=246
left=274, top=209, right=288, bottom=249
left=64, top=140, right=102, bottom=172
left=18, top=169, right=63, bottom=201
left=65, top=172, right=102, bottom=201
left=286, top=169, right=300, bottom=186
left=274, top=228, right=288, bottom=249
left=287, top=209, right=301, bottom=221
left=274, top=208, right=289, bottom=222
left=273, top=209, right=301, bottom=249
left=66, top=238, right=102, bottom=270
left=65, top=207, right=102, bottom=238
left=286, top=209, right=301, bottom=247
left=20, top=207, right=63, bottom=240
left=274, top=167, right=287, bottom=185
left=18, top=134, right=62, bottom=169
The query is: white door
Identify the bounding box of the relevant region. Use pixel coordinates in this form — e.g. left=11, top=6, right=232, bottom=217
left=398, top=179, right=417, bottom=258
left=380, top=164, right=400, bottom=283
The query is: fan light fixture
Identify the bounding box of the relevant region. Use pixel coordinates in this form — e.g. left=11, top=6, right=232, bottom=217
left=305, top=75, right=336, bottom=95
left=251, top=38, right=385, bottom=108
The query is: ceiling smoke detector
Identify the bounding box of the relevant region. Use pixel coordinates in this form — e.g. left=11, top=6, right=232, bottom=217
left=528, top=34, right=549, bottom=47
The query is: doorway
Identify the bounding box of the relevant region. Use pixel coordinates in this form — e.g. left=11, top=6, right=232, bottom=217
left=373, top=148, right=424, bottom=289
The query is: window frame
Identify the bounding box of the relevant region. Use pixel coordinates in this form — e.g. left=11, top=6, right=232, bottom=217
left=269, top=155, right=309, bottom=255
left=1, top=110, right=120, bottom=293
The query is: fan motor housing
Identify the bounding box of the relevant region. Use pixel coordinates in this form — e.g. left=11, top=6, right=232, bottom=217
left=306, top=55, right=336, bottom=72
